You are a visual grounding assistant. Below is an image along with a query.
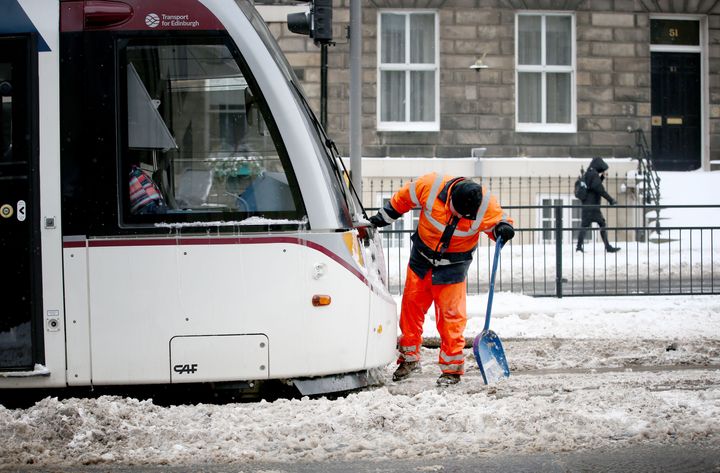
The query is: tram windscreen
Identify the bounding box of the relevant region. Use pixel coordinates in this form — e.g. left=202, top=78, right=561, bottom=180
left=121, top=40, right=304, bottom=226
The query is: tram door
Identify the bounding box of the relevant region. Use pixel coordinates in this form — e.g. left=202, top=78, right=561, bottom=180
left=0, top=36, right=42, bottom=371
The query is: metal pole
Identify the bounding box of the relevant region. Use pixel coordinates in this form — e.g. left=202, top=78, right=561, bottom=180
left=555, top=204, right=564, bottom=298
left=349, top=0, right=362, bottom=197
left=320, top=42, right=328, bottom=128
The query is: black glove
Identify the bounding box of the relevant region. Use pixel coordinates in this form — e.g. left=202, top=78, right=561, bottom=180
left=493, top=222, right=514, bottom=242
left=609, top=198, right=617, bottom=206
left=369, top=213, right=389, bottom=228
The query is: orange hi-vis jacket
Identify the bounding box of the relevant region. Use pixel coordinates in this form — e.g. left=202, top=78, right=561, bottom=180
left=378, top=172, right=513, bottom=284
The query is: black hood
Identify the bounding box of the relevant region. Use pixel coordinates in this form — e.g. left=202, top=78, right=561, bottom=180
left=589, top=157, right=609, bottom=172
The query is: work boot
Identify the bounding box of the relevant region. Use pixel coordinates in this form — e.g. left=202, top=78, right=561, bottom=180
left=606, top=245, right=621, bottom=253
left=392, top=361, right=420, bottom=381
left=575, top=244, right=584, bottom=253
left=436, top=373, right=461, bottom=386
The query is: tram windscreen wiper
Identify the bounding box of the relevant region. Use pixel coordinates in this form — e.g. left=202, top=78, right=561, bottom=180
left=290, top=81, right=367, bottom=220
left=290, top=81, right=344, bottom=178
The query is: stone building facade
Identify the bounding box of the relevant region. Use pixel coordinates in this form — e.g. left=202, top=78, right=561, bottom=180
left=262, top=0, right=720, bottom=172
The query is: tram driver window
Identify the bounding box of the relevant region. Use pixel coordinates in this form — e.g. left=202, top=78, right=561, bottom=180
left=121, top=40, right=301, bottom=225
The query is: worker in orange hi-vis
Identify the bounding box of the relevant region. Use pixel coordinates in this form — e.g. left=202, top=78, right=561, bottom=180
left=369, top=173, right=515, bottom=386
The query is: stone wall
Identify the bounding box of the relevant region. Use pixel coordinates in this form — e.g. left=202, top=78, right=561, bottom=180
left=267, top=1, right=720, bottom=167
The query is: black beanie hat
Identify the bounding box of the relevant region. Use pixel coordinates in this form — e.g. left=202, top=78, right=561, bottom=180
left=451, top=180, right=482, bottom=219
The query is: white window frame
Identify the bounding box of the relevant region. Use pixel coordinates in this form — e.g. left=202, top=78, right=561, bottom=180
left=536, top=194, right=584, bottom=243
left=377, top=10, right=440, bottom=132
left=515, top=12, right=577, bottom=133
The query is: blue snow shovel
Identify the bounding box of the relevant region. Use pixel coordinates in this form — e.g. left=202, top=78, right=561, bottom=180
left=473, top=236, right=511, bottom=385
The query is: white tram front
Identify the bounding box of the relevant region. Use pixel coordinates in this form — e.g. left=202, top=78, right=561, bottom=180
left=0, top=0, right=397, bottom=397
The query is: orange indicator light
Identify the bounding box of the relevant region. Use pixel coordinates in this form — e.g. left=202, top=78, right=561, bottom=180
left=312, top=295, right=332, bottom=306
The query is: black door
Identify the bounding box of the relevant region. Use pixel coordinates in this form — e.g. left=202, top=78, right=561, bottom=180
left=651, top=52, right=701, bottom=171
left=0, top=35, right=41, bottom=370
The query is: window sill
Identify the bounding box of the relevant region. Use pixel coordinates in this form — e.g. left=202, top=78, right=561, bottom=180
left=516, top=123, right=577, bottom=134
left=377, top=122, right=440, bottom=133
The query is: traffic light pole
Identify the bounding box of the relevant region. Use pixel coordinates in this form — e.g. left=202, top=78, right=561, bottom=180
left=287, top=1, right=332, bottom=129
left=349, top=0, right=362, bottom=196
left=321, top=42, right=328, bottom=128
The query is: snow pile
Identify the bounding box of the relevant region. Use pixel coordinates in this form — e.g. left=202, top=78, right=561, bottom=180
left=0, top=369, right=718, bottom=466
left=0, top=363, right=49, bottom=378
left=0, top=294, right=719, bottom=467
left=154, top=216, right=309, bottom=229
left=0, top=371, right=720, bottom=465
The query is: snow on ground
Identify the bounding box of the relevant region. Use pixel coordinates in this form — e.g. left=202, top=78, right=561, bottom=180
left=1, top=368, right=718, bottom=467
left=442, top=292, right=720, bottom=340
left=0, top=294, right=718, bottom=468
left=657, top=170, right=720, bottom=228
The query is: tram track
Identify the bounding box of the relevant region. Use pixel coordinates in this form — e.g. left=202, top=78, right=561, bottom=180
left=382, top=337, right=720, bottom=398
left=383, top=358, right=720, bottom=399
left=423, top=336, right=720, bottom=371
left=513, top=363, right=720, bottom=377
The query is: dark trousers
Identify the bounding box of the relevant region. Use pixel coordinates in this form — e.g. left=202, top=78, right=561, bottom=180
left=576, top=208, right=611, bottom=249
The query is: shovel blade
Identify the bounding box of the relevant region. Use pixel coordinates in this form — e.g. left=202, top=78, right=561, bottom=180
left=473, top=330, right=510, bottom=385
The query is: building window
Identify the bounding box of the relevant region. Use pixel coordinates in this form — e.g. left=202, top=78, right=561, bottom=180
left=377, top=10, right=439, bottom=132
left=537, top=195, right=582, bottom=243
left=516, top=13, right=576, bottom=133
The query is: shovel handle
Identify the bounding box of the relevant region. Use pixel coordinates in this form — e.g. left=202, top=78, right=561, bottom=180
left=484, top=236, right=504, bottom=332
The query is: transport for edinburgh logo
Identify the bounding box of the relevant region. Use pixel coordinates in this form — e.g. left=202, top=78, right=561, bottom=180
left=145, top=13, right=160, bottom=27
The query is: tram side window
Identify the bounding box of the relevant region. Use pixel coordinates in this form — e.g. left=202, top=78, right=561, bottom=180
left=121, top=40, right=302, bottom=224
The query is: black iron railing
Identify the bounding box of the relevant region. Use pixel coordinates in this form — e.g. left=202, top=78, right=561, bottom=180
left=629, top=128, right=663, bottom=242
left=630, top=128, right=661, bottom=207
left=374, top=204, right=719, bottom=297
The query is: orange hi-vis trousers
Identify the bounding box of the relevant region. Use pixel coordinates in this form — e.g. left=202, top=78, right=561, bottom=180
left=397, top=267, right=467, bottom=375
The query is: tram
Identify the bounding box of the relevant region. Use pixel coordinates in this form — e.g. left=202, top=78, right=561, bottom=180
left=0, top=0, right=396, bottom=396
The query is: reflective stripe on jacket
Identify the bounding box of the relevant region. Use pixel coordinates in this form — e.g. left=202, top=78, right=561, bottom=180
left=383, top=173, right=513, bottom=284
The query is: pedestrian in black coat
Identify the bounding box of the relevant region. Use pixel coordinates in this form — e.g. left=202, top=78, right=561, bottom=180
left=576, top=157, right=620, bottom=253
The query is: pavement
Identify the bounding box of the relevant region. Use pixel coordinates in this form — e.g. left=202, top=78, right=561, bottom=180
left=7, top=444, right=720, bottom=472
